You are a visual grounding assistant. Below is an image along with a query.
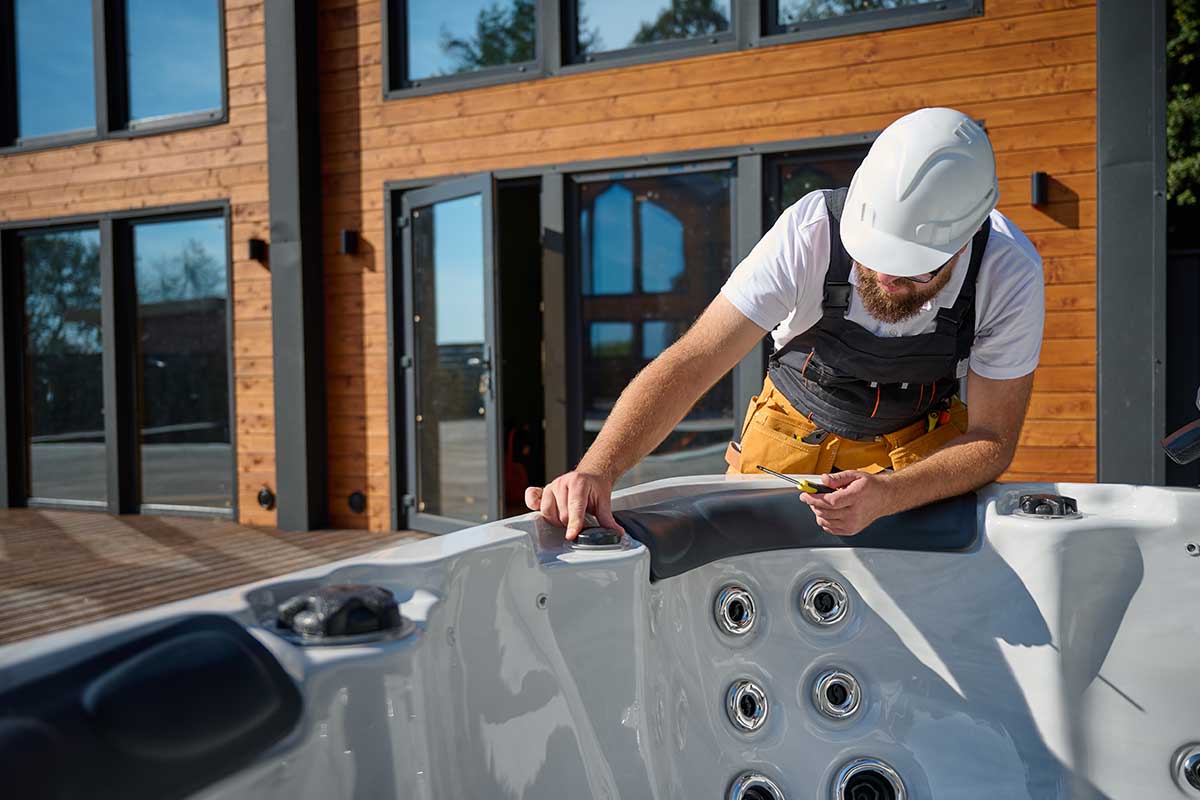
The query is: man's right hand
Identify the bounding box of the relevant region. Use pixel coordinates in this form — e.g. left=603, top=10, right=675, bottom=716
left=524, top=471, right=624, bottom=542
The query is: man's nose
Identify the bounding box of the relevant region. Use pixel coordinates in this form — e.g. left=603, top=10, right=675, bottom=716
left=876, top=272, right=903, bottom=286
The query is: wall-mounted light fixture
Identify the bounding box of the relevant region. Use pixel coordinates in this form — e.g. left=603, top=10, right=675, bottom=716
left=1031, top=172, right=1049, bottom=206
left=340, top=229, right=359, bottom=255
left=248, top=238, right=269, bottom=263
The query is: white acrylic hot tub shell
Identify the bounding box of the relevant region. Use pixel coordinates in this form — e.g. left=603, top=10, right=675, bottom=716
left=3, top=478, right=1199, bottom=800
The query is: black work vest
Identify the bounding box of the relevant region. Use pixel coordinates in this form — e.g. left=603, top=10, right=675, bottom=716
left=767, top=188, right=992, bottom=440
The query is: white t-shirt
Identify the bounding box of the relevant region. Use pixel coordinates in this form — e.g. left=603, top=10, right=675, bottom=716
left=720, top=190, right=1045, bottom=381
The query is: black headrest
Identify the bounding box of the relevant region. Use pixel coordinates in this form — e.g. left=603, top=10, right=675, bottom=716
left=614, top=487, right=978, bottom=580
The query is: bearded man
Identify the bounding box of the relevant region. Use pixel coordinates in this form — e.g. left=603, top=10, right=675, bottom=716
left=526, top=107, right=1045, bottom=538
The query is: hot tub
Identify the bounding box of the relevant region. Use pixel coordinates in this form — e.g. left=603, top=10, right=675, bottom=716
left=3, top=477, right=1199, bottom=800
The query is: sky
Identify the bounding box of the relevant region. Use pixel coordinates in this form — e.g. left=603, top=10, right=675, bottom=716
left=124, top=0, right=222, bottom=122
left=133, top=217, right=227, bottom=303
left=430, top=195, right=486, bottom=345
left=15, top=0, right=96, bottom=139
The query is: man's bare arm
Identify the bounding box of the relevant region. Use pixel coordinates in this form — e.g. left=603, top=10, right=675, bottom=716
left=526, top=295, right=767, bottom=538
left=802, top=369, right=1033, bottom=534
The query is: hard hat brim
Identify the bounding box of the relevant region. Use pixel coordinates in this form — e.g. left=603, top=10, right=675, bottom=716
left=840, top=210, right=969, bottom=278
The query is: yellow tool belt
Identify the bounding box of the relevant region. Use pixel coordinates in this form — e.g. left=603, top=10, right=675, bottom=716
left=724, top=375, right=968, bottom=475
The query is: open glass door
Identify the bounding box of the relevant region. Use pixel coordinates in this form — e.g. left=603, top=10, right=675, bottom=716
left=400, top=175, right=502, bottom=533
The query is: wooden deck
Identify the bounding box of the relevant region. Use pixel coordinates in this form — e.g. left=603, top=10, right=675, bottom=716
left=0, top=508, right=428, bottom=646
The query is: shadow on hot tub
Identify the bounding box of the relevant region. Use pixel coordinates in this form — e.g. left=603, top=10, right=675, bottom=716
left=852, top=529, right=1143, bottom=800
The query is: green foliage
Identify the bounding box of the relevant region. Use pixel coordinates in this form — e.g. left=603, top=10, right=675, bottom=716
left=632, top=0, right=731, bottom=45
left=1169, top=0, right=1200, bottom=208
left=440, top=0, right=536, bottom=72
left=779, top=0, right=922, bottom=24
left=22, top=232, right=102, bottom=356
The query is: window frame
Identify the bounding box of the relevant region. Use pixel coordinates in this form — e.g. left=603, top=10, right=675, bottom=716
left=758, top=0, right=983, bottom=47
left=382, top=0, right=547, bottom=100
left=382, top=0, right=983, bottom=98
left=0, top=0, right=228, bottom=155
left=0, top=201, right=236, bottom=518
left=558, top=0, right=741, bottom=73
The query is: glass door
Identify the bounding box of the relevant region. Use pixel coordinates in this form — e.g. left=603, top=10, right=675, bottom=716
left=400, top=175, right=502, bottom=533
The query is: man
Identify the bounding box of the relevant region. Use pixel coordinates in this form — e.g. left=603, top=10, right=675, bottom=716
left=526, top=107, right=1044, bottom=539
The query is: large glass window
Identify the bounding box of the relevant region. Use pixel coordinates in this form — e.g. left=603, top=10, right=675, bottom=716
left=399, top=0, right=536, bottom=85
left=133, top=217, right=231, bottom=509
left=22, top=228, right=105, bottom=502
left=765, top=149, right=867, bottom=225
left=13, top=0, right=96, bottom=141
left=575, top=166, right=732, bottom=487
left=3, top=0, right=224, bottom=149
left=571, top=0, right=733, bottom=61
left=124, top=0, right=222, bottom=125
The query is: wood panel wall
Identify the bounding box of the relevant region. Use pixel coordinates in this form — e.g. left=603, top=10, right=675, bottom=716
left=0, top=0, right=276, bottom=526
left=319, top=0, right=1098, bottom=529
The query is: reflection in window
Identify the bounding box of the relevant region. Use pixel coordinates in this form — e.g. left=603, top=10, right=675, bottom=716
left=133, top=217, right=231, bottom=508
left=411, top=194, right=492, bottom=522
left=777, top=0, right=942, bottom=27
left=22, top=228, right=105, bottom=501
left=576, top=168, right=732, bottom=487
left=642, top=320, right=678, bottom=359
left=405, top=0, right=536, bottom=81
left=574, top=0, right=732, bottom=59
left=14, top=0, right=96, bottom=140
left=588, top=185, right=634, bottom=294
left=640, top=199, right=685, bottom=293
left=767, top=151, right=866, bottom=226
left=590, top=322, right=634, bottom=358
left=125, top=0, right=222, bottom=124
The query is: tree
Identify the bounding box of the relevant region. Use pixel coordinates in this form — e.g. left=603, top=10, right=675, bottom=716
left=137, top=238, right=223, bottom=303
left=632, top=0, right=731, bottom=45
left=1169, top=0, right=1200, bottom=246
left=778, top=0, right=911, bottom=24
left=22, top=232, right=103, bottom=355
left=440, top=0, right=536, bottom=72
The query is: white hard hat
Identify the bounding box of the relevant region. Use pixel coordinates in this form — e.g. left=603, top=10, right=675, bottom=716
left=841, top=107, right=999, bottom=277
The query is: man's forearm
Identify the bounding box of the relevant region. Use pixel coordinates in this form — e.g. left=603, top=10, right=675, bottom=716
left=576, top=348, right=717, bottom=483
left=876, top=432, right=1013, bottom=515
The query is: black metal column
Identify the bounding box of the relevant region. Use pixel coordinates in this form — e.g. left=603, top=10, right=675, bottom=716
left=1097, top=0, right=1168, bottom=483
left=0, top=231, right=25, bottom=506
left=265, top=0, right=327, bottom=529
left=100, top=219, right=140, bottom=512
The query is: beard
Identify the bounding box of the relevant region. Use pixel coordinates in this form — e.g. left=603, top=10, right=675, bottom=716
left=853, top=261, right=956, bottom=324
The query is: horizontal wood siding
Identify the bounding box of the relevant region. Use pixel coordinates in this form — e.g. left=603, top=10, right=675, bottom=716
left=318, top=0, right=1099, bottom=528
left=0, top=0, right=276, bottom=526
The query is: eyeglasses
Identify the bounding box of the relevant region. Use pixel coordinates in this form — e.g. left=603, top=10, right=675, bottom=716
left=886, top=254, right=957, bottom=284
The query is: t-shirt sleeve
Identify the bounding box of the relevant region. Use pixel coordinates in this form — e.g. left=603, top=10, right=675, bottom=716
left=720, top=199, right=811, bottom=332
left=969, top=250, right=1045, bottom=380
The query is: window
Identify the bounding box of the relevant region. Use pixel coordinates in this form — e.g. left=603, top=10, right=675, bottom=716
left=0, top=0, right=225, bottom=150
left=132, top=216, right=231, bottom=509
left=574, top=165, right=733, bottom=487
left=388, top=0, right=538, bottom=92
left=11, top=0, right=96, bottom=141
left=124, top=0, right=223, bottom=126
left=568, top=0, right=733, bottom=63
left=384, top=1, right=982, bottom=96
left=764, top=148, right=867, bottom=226
left=21, top=227, right=105, bottom=503
left=4, top=206, right=233, bottom=515
left=763, top=0, right=981, bottom=42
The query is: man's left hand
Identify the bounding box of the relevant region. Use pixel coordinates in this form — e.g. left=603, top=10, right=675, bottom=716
left=799, top=471, right=898, bottom=536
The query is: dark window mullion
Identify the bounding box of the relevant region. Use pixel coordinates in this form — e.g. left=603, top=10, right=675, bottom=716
left=99, top=0, right=129, bottom=133
left=0, top=0, right=17, bottom=144
left=99, top=219, right=140, bottom=513
left=0, top=230, right=27, bottom=506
